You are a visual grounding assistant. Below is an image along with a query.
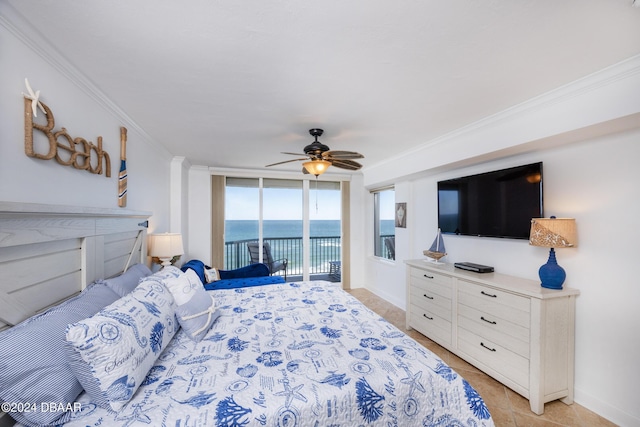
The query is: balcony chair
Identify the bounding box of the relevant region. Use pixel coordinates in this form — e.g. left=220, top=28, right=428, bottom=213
left=247, top=242, right=288, bottom=280
left=384, top=236, right=396, bottom=260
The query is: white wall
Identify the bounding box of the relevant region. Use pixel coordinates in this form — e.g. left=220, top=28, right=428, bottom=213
left=186, top=166, right=213, bottom=263
left=0, top=10, right=172, bottom=232
left=361, top=57, right=640, bottom=426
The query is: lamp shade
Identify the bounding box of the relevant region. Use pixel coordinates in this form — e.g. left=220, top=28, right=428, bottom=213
left=529, top=218, right=577, bottom=248
left=149, top=233, right=184, bottom=259
left=303, top=159, right=331, bottom=176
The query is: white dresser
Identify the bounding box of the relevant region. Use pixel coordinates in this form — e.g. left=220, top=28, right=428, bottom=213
left=405, top=260, right=579, bottom=415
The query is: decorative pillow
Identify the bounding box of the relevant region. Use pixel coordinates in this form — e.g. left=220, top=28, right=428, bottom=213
left=204, top=275, right=285, bottom=290
left=103, top=263, right=152, bottom=297
left=164, top=270, right=218, bottom=341
left=65, top=277, right=178, bottom=412
left=149, top=265, right=183, bottom=281
left=181, top=259, right=207, bottom=284
left=174, top=293, right=220, bottom=342
left=163, top=268, right=202, bottom=305
left=219, top=263, right=269, bottom=279
left=0, top=282, right=120, bottom=427
left=205, top=267, right=221, bottom=282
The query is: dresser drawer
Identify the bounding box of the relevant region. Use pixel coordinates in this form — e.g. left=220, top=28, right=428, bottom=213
left=411, top=285, right=451, bottom=320
left=458, top=304, right=529, bottom=358
left=458, top=280, right=530, bottom=329
left=458, top=327, right=529, bottom=389
left=410, top=267, right=452, bottom=289
left=410, top=307, right=452, bottom=347
left=410, top=277, right=452, bottom=314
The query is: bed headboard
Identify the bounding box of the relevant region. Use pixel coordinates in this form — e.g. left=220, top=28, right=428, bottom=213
left=0, top=202, right=151, bottom=331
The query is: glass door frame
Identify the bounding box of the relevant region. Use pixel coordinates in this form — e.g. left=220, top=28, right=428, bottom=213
left=221, top=175, right=342, bottom=283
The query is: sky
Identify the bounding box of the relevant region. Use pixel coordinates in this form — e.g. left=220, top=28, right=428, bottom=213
left=226, top=186, right=341, bottom=220
left=225, top=185, right=396, bottom=220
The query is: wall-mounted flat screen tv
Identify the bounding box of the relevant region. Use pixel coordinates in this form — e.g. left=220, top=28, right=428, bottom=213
left=437, top=162, right=543, bottom=239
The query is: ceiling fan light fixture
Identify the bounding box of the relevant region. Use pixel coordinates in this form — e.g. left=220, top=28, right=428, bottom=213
left=303, top=159, right=331, bottom=176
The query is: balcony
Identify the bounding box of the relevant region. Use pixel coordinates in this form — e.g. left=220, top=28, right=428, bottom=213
left=224, top=234, right=394, bottom=281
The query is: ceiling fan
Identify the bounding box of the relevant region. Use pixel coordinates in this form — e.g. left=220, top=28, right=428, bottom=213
left=266, top=128, right=364, bottom=176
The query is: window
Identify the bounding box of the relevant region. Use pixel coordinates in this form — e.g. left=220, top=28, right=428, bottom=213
left=373, top=188, right=395, bottom=260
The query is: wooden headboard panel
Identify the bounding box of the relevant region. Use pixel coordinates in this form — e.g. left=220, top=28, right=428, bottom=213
left=0, top=202, right=151, bottom=330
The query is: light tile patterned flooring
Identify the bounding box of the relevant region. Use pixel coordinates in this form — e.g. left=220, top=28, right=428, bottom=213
left=346, top=288, right=617, bottom=427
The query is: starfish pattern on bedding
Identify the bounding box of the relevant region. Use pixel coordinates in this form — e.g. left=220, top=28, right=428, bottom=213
left=400, top=369, right=426, bottom=396
left=274, top=379, right=307, bottom=408
left=115, top=403, right=158, bottom=427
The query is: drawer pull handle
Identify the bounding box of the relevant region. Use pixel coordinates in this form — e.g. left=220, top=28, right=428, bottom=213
left=423, top=313, right=433, bottom=320
left=423, top=274, right=434, bottom=279
left=481, top=291, right=497, bottom=298
left=423, top=293, right=434, bottom=300
left=480, top=342, right=496, bottom=352
left=481, top=316, right=497, bottom=325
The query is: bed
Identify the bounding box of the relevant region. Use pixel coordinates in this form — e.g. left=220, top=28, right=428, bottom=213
left=0, top=203, right=494, bottom=427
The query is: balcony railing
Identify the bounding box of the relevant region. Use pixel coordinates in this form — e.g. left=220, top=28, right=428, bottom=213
left=224, top=234, right=394, bottom=278
left=224, top=236, right=341, bottom=276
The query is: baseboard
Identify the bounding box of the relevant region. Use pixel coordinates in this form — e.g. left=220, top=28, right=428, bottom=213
left=575, top=388, right=638, bottom=427
left=363, top=285, right=406, bottom=313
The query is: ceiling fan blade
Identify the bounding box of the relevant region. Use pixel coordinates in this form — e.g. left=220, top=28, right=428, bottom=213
left=282, top=152, right=308, bottom=156
left=329, top=159, right=362, bottom=171
left=322, top=150, right=364, bottom=160
left=265, top=158, right=307, bottom=167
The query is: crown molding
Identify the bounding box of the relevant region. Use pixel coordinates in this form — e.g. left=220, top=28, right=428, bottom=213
left=0, top=3, right=173, bottom=160
left=364, top=54, right=640, bottom=172
left=208, top=166, right=354, bottom=181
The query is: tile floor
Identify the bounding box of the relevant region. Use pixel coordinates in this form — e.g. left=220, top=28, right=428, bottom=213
left=346, top=287, right=617, bottom=427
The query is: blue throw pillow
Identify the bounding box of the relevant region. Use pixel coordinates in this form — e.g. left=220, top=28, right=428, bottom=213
left=181, top=260, right=270, bottom=283
left=219, top=263, right=269, bottom=279
left=181, top=259, right=207, bottom=284
left=204, top=275, right=285, bottom=290
left=0, top=282, right=120, bottom=427
left=103, top=263, right=152, bottom=297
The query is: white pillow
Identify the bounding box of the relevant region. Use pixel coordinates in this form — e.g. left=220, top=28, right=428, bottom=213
left=205, top=267, right=221, bottom=282
left=65, top=276, right=178, bottom=412
left=163, top=269, right=202, bottom=305
left=164, top=270, right=218, bottom=342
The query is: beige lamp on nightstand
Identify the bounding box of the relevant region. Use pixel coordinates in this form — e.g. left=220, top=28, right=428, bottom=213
left=148, top=233, right=184, bottom=267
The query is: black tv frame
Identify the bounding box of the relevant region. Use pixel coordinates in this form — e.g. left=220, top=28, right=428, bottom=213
left=437, top=162, right=543, bottom=240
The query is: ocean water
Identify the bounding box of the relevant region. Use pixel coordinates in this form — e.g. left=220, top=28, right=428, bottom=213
left=224, top=219, right=395, bottom=272
left=225, top=219, right=395, bottom=241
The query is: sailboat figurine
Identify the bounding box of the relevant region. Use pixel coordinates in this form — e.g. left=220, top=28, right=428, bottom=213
left=423, top=228, right=447, bottom=264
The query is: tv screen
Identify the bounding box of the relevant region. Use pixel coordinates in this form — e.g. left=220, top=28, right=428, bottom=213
left=437, top=162, right=543, bottom=239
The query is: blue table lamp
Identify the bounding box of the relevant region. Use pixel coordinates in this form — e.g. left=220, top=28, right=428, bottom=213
left=529, top=217, right=577, bottom=289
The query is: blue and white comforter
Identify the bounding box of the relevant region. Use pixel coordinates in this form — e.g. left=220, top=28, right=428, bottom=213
left=62, top=281, right=494, bottom=426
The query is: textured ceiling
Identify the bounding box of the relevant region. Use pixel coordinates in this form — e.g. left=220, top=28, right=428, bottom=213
left=6, top=0, right=640, bottom=174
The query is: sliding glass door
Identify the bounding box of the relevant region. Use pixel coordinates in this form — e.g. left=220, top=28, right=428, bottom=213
left=263, top=179, right=303, bottom=278
left=224, top=178, right=259, bottom=270
left=309, top=181, right=342, bottom=280
left=222, top=177, right=341, bottom=282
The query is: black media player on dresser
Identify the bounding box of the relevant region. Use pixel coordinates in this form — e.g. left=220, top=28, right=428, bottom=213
left=454, top=262, right=494, bottom=273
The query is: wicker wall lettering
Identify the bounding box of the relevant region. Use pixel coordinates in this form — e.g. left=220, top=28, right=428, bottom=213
left=24, top=98, right=111, bottom=177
